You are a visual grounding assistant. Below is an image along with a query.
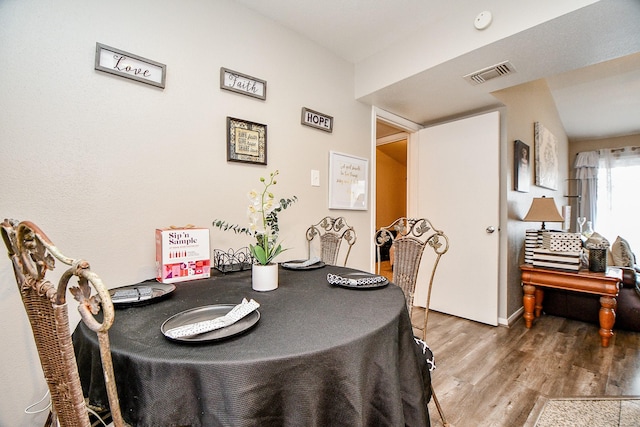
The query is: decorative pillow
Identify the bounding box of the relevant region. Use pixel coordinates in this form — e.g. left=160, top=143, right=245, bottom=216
left=611, top=236, right=636, bottom=267
left=414, top=337, right=436, bottom=372
left=585, top=232, right=609, bottom=249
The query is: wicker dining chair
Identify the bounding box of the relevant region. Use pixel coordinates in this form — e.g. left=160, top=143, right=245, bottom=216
left=375, top=217, right=450, bottom=427
left=306, top=216, right=356, bottom=266
left=1, top=219, right=126, bottom=427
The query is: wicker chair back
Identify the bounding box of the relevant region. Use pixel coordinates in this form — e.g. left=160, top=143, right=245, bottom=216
left=306, top=216, right=356, bottom=266
left=1, top=219, right=126, bottom=427
left=375, top=217, right=451, bottom=426
left=375, top=217, right=449, bottom=340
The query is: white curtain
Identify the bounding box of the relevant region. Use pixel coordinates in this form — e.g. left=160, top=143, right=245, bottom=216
left=596, top=146, right=640, bottom=249
left=573, top=150, right=599, bottom=229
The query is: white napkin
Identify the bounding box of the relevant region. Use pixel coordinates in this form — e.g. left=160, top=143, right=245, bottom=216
left=281, top=256, right=321, bottom=269
left=326, top=273, right=387, bottom=287
left=165, top=298, right=260, bottom=339
left=111, top=287, right=154, bottom=303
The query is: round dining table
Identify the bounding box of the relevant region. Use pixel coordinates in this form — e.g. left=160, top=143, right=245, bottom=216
left=73, top=264, right=431, bottom=427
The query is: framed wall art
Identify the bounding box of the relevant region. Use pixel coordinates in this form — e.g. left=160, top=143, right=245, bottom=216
left=534, top=122, right=559, bottom=190
left=301, top=107, right=333, bottom=133
left=220, top=68, right=266, bottom=100
left=514, top=139, right=530, bottom=192
left=226, top=117, right=267, bottom=165
left=328, top=151, right=368, bottom=210
left=94, top=43, right=166, bottom=89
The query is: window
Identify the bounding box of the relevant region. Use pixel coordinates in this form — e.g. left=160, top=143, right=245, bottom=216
left=596, top=147, right=640, bottom=254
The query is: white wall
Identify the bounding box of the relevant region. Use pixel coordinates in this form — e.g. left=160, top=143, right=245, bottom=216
left=0, top=1, right=371, bottom=425
left=493, top=79, right=570, bottom=319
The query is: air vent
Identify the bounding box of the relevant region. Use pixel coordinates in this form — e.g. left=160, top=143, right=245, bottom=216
left=464, top=60, right=516, bottom=85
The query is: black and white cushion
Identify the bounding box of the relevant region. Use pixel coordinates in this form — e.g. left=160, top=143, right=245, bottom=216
left=414, top=337, right=436, bottom=372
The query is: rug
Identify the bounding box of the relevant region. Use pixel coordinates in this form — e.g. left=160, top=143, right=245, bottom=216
left=529, top=397, right=640, bottom=427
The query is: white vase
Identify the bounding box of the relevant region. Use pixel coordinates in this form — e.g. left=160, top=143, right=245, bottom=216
left=252, top=263, right=278, bottom=291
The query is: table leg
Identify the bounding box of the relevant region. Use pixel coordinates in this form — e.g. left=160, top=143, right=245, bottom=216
left=523, top=284, right=536, bottom=328
left=598, top=296, right=617, bottom=347
left=534, top=287, right=544, bottom=318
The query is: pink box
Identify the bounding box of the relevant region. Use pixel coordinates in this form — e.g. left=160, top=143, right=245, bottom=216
left=155, top=227, right=211, bottom=283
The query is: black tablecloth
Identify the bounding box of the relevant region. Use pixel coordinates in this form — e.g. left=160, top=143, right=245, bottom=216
left=73, top=265, right=430, bottom=427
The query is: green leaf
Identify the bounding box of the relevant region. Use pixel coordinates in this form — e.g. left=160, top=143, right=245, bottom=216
left=250, top=244, right=268, bottom=265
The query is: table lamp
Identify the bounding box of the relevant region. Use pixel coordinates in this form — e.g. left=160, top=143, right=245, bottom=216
left=523, top=196, right=564, bottom=230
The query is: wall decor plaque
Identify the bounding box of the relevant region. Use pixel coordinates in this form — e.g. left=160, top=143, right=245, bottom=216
left=220, top=68, right=266, bottom=100
left=226, top=117, right=267, bottom=165
left=94, top=43, right=166, bottom=88
left=301, top=107, right=333, bottom=133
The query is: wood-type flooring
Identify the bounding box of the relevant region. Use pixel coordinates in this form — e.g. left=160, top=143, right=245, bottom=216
left=414, top=308, right=640, bottom=427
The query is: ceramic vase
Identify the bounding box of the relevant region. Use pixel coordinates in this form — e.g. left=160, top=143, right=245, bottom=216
left=252, top=263, right=278, bottom=291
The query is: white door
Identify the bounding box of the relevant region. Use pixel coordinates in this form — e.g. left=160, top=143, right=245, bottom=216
left=413, top=111, right=499, bottom=326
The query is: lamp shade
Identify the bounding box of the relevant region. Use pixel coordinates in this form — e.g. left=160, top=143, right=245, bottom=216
left=523, top=196, right=564, bottom=229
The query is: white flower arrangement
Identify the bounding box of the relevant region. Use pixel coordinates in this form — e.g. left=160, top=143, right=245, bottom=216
left=213, top=170, right=297, bottom=265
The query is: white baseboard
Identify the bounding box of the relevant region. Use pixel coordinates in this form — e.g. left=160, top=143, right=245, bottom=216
left=499, top=306, right=524, bottom=326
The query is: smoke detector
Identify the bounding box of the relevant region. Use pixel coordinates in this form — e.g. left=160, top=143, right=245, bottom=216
left=463, top=60, right=516, bottom=85
left=474, top=11, right=492, bottom=30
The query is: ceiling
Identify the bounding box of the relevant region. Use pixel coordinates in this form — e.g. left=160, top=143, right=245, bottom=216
left=232, top=0, right=640, bottom=142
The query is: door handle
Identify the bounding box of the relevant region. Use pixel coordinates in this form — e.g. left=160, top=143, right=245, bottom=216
left=486, top=226, right=496, bottom=234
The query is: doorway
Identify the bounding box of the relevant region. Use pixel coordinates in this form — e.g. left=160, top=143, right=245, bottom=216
left=375, top=120, right=408, bottom=280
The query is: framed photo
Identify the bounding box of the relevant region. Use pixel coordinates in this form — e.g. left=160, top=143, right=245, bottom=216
left=534, top=122, right=559, bottom=190
left=226, top=117, right=267, bottom=165
left=220, top=68, right=266, bottom=100
left=514, top=139, right=530, bottom=192
left=94, top=43, right=166, bottom=89
left=328, top=151, right=368, bottom=210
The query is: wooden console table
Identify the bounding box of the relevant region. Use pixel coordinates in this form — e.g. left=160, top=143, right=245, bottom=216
left=520, top=264, right=623, bottom=347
